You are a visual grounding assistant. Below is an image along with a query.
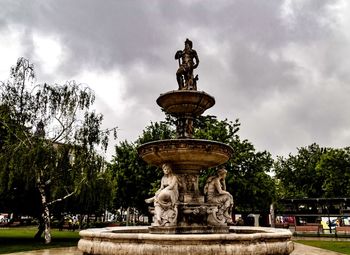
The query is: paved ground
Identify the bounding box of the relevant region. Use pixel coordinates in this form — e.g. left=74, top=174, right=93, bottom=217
left=3, top=247, right=81, bottom=255
left=3, top=243, right=346, bottom=255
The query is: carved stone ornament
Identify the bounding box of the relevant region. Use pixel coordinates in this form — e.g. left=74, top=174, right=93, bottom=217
left=204, top=168, right=234, bottom=225
left=175, top=38, right=199, bottom=90
left=145, top=163, right=179, bottom=226
left=138, top=139, right=233, bottom=173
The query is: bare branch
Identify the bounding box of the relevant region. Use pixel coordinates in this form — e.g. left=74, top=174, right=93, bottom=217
left=47, top=191, right=75, bottom=206
left=52, top=115, right=76, bottom=143
left=47, top=178, right=86, bottom=206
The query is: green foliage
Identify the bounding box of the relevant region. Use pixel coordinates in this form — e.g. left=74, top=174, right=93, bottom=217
left=110, top=115, right=276, bottom=215
left=274, top=143, right=350, bottom=198
left=0, top=58, right=116, bottom=221
left=60, top=151, right=115, bottom=216
left=316, top=147, right=350, bottom=197
left=194, top=116, right=275, bottom=213
left=136, top=121, right=175, bottom=144
left=274, top=143, right=326, bottom=198
left=109, top=121, right=174, bottom=215
left=194, top=115, right=240, bottom=143
left=110, top=141, right=160, bottom=215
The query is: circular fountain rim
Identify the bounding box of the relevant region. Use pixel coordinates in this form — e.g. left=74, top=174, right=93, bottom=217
left=138, top=138, right=234, bottom=151
left=80, top=226, right=293, bottom=240
left=157, top=90, right=215, bottom=103
left=156, top=90, right=215, bottom=115
left=78, top=226, right=294, bottom=255
left=137, top=139, right=234, bottom=169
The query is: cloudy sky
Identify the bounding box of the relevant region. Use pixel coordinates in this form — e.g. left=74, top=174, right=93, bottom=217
left=1, top=0, right=350, bottom=159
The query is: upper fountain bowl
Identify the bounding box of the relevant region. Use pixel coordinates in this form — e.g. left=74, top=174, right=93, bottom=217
left=157, top=90, right=215, bottom=116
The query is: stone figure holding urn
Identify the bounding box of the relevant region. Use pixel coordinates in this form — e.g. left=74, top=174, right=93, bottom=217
left=145, top=163, right=179, bottom=226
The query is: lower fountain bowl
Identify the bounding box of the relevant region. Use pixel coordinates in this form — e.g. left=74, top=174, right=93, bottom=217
left=138, top=139, right=233, bottom=172
left=78, top=226, right=294, bottom=255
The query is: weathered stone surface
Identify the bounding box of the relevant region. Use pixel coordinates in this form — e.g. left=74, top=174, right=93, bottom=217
left=175, top=39, right=199, bottom=90
left=145, top=163, right=179, bottom=227
left=156, top=90, right=215, bottom=138
left=204, top=168, right=234, bottom=225
left=137, top=139, right=233, bottom=172
left=148, top=225, right=229, bottom=234
left=78, top=226, right=294, bottom=255
left=138, top=139, right=234, bottom=230
left=156, top=90, right=215, bottom=115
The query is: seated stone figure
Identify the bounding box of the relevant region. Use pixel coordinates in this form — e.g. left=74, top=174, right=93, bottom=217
left=204, top=168, right=234, bottom=224
left=145, top=163, right=179, bottom=226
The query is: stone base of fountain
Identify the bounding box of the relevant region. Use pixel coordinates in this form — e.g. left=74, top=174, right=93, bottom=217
left=78, top=226, right=294, bottom=255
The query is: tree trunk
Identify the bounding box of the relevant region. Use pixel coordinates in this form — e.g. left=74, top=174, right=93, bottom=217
left=126, top=207, right=130, bottom=226
left=270, top=203, right=275, bottom=228
left=37, top=183, right=52, bottom=244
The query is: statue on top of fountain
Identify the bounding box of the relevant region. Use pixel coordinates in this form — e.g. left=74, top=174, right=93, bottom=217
left=204, top=168, right=234, bottom=224
left=145, top=163, right=179, bottom=226
left=175, top=38, right=199, bottom=90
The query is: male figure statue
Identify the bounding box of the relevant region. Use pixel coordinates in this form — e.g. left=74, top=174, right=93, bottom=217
left=175, top=38, right=199, bottom=90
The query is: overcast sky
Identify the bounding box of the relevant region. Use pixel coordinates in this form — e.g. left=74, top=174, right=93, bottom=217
left=1, top=0, right=350, bottom=159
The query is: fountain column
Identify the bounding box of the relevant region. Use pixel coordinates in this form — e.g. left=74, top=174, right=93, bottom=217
left=138, top=39, right=234, bottom=234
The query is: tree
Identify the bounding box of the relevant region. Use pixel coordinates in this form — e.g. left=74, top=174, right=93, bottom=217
left=273, top=143, right=350, bottom=223
left=0, top=58, right=116, bottom=243
left=109, top=121, right=174, bottom=219
left=61, top=153, right=116, bottom=227
left=110, top=116, right=276, bottom=223
left=316, top=147, right=350, bottom=197
left=194, top=116, right=276, bottom=216
left=274, top=143, right=327, bottom=199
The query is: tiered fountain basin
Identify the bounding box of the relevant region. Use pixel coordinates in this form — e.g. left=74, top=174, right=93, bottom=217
left=156, top=90, right=215, bottom=115
left=78, top=226, right=294, bottom=255
left=138, top=139, right=233, bottom=173
left=138, top=138, right=235, bottom=234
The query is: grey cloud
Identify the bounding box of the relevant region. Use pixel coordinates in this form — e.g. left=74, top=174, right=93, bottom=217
left=1, top=0, right=349, bottom=158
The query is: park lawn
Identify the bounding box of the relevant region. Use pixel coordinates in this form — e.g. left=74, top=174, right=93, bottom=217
left=0, top=227, right=80, bottom=254
left=295, top=240, right=350, bottom=255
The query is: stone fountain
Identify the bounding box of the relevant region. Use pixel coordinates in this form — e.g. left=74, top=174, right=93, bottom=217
left=78, top=39, right=294, bottom=255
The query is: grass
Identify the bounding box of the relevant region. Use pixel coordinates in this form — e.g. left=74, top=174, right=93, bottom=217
left=295, top=240, right=350, bottom=254
left=0, top=227, right=80, bottom=254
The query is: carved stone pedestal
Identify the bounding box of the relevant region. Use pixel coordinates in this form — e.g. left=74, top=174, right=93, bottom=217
left=148, top=202, right=230, bottom=234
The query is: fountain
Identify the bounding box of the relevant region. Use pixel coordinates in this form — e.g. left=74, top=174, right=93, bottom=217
left=78, top=39, right=294, bottom=255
